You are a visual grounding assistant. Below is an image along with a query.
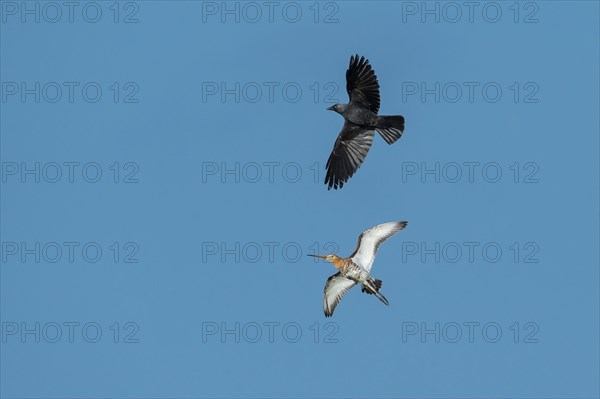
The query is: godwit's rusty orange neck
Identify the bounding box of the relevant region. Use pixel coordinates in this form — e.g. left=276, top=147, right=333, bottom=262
left=329, top=256, right=346, bottom=270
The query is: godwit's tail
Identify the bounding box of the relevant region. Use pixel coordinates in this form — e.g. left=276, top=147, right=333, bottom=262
left=361, top=279, right=389, bottom=306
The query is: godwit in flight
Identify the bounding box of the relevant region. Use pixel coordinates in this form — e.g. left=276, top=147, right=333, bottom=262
left=309, top=221, right=407, bottom=317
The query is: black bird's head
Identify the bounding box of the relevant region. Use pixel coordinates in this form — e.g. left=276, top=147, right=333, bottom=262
left=327, top=103, right=346, bottom=114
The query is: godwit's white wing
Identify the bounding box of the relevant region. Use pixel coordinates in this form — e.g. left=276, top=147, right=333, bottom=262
left=323, top=272, right=356, bottom=317
left=350, top=221, right=407, bottom=272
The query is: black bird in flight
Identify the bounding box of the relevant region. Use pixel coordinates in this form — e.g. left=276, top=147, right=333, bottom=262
left=324, top=54, right=405, bottom=190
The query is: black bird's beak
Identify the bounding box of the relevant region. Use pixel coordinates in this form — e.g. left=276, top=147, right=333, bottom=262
left=326, top=106, right=335, bottom=111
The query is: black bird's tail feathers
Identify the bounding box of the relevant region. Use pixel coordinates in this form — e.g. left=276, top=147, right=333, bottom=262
left=376, top=115, right=405, bottom=145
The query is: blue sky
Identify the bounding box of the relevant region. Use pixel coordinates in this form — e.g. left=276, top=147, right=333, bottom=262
left=1, top=1, right=599, bottom=398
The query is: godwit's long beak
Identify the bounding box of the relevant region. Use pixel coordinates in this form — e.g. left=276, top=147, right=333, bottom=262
left=307, top=254, right=327, bottom=259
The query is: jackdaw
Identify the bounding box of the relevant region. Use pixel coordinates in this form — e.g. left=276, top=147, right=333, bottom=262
left=324, top=54, right=405, bottom=190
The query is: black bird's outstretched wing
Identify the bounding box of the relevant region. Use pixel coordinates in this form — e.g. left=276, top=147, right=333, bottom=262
left=346, top=54, right=380, bottom=114
left=324, top=121, right=375, bottom=190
